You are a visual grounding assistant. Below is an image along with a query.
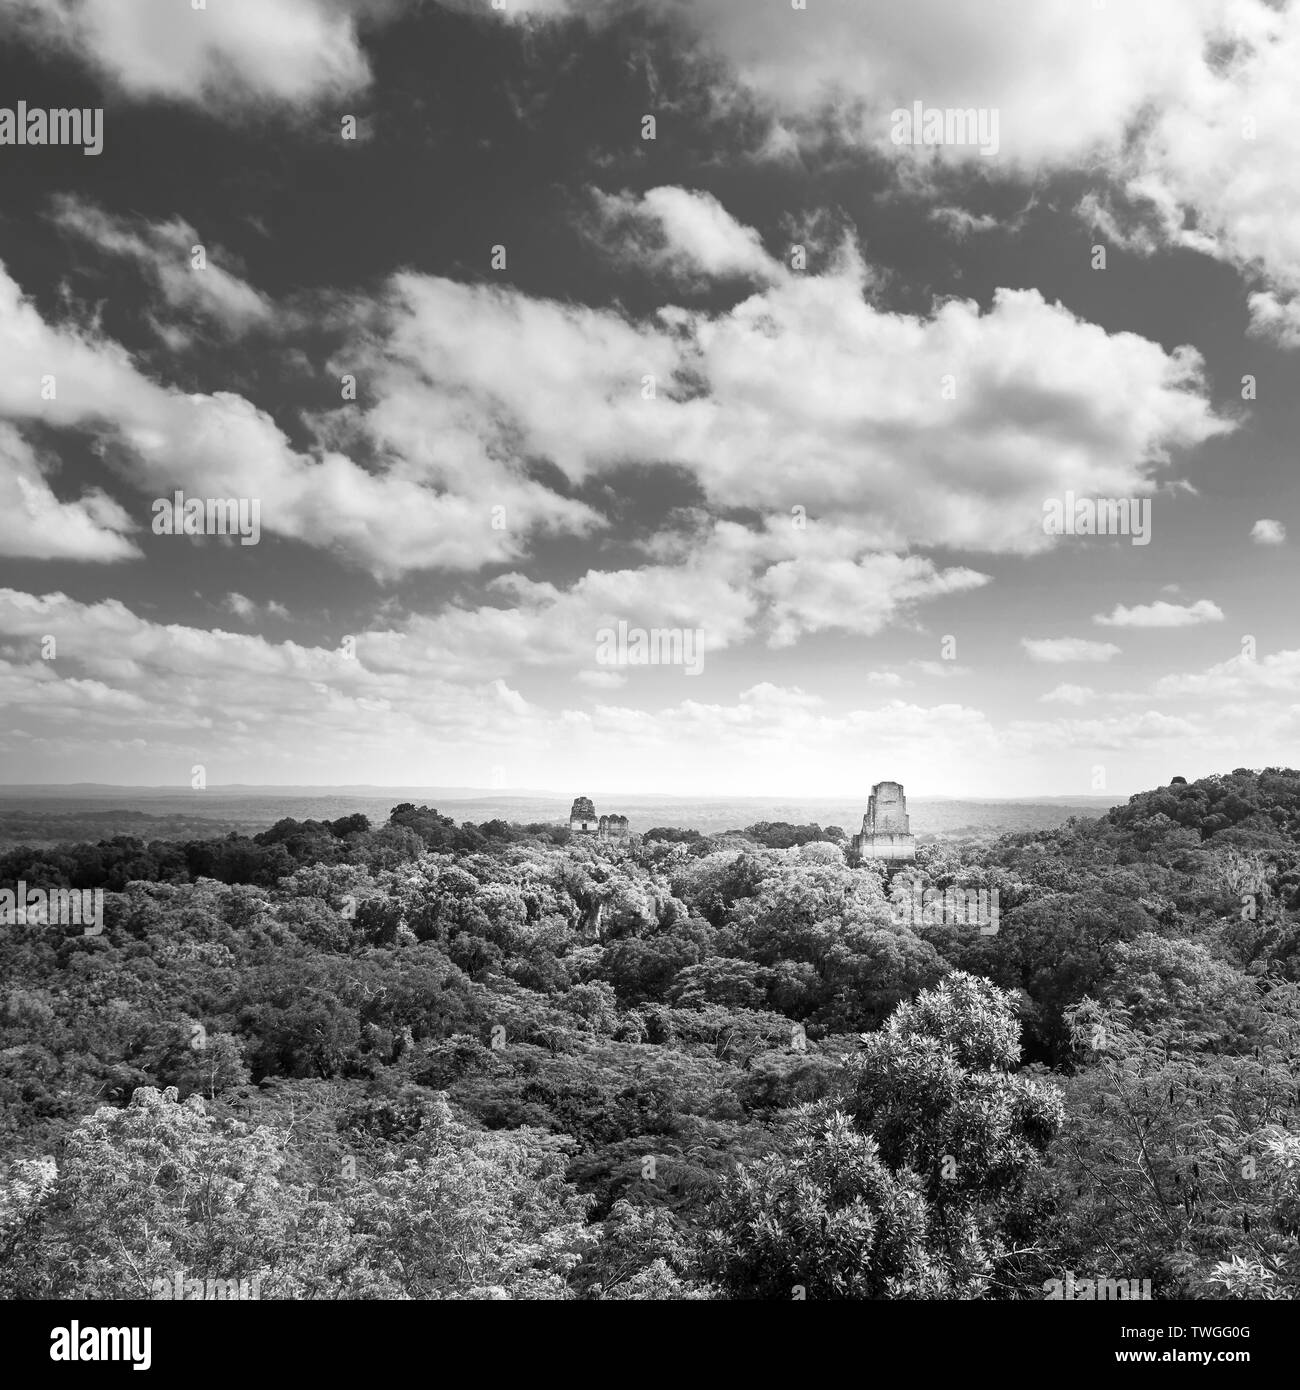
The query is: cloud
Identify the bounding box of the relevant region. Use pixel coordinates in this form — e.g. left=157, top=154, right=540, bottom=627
left=1009, top=708, right=1200, bottom=752
left=9, top=0, right=375, bottom=110
left=1040, top=684, right=1096, bottom=706
left=518, top=2, right=1300, bottom=347
left=1246, top=292, right=1300, bottom=349
left=7, top=174, right=1232, bottom=583
left=518, top=0, right=1232, bottom=178
left=0, top=423, right=138, bottom=562
left=927, top=206, right=1000, bottom=239
left=1250, top=518, right=1286, bottom=545
left=0, top=586, right=990, bottom=790
left=575, top=669, right=627, bottom=690
left=679, top=0, right=1300, bottom=326
left=359, top=533, right=761, bottom=681
left=0, top=186, right=1235, bottom=591
left=587, top=186, right=780, bottom=284
left=224, top=593, right=290, bottom=622
left=0, top=585, right=562, bottom=783
left=355, top=215, right=1229, bottom=562
left=0, top=258, right=597, bottom=579
left=0, top=585, right=1289, bottom=795
left=51, top=198, right=273, bottom=340
left=1111, top=2, right=1300, bottom=347
left=334, top=518, right=989, bottom=670
left=1093, top=598, right=1224, bottom=628
left=1021, top=637, right=1121, bottom=664
left=1076, top=192, right=1163, bottom=256
left=1154, top=647, right=1300, bottom=699
left=758, top=554, right=989, bottom=647
left=909, top=660, right=972, bottom=679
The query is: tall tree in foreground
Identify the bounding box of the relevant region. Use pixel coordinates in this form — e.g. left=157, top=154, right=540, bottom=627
left=704, top=974, right=1063, bottom=1298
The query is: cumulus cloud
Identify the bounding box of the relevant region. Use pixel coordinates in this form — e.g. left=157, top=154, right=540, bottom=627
left=1093, top=598, right=1224, bottom=628
left=1021, top=637, right=1121, bottom=664
left=1114, top=2, right=1300, bottom=346
left=1250, top=518, right=1286, bottom=545
left=587, top=186, right=780, bottom=284
left=0, top=585, right=1289, bottom=795
left=0, top=585, right=555, bottom=784
left=360, top=531, right=761, bottom=681
left=0, top=423, right=138, bottom=562
left=663, top=0, right=1300, bottom=325
left=1246, top=293, right=1300, bottom=349
left=514, top=2, right=1300, bottom=345
left=342, top=517, right=987, bottom=669
left=758, top=554, right=989, bottom=647
left=516, top=0, right=1217, bottom=165
left=0, top=586, right=978, bottom=790
left=1154, top=647, right=1300, bottom=699
left=1009, top=708, right=1200, bottom=752
left=8, top=0, right=375, bottom=109
left=1, top=169, right=1233, bottom=583
left=0, top=259, right=598, bottom=578
left=354, top=206, right=1229, bottom=562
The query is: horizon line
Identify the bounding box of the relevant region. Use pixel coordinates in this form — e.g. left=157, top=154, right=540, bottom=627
left=0, top=782, right=1127, bottom=802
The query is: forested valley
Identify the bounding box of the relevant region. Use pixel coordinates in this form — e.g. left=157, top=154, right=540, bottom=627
left=3, top=769, right=1299, bottom=1301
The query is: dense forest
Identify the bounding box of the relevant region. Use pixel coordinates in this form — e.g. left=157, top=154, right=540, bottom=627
left=2, top=768, right=1299, bottom=1300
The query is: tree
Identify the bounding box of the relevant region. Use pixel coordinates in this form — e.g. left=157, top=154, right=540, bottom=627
left=1049, top=991, right=1300, bottom=1298
left=844, top=973, right=1063, bottom=1270
left=703, top=1104, right=975, bottom=1299
left=0, top=1086, right=382, bottom=1300
left=344, top=1095, right=593, bottom=1298
left=573, top=1199, right=710, bottom=1299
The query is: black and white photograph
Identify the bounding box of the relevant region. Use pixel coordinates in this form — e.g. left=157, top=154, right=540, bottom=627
left=0, top=0, right=1296, bottom=1363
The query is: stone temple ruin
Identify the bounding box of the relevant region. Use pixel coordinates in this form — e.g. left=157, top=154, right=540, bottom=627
left=848, top=780, right=916, bottom=863
left=568, top=796, right=629, bottom=840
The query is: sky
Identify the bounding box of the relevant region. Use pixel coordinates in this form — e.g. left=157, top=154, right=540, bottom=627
left=0, top=0, right=1296, bottom=798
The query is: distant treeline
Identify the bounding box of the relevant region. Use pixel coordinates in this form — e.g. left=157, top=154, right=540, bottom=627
left=0, top=805, right=550, bottom=892
left=3, top=767, right=1299, bottom=895
left=0, top=808, right=252, bottom=848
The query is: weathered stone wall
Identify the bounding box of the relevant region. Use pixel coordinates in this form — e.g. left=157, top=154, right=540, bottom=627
left=851, top=780, right=916, bottom=863
left=866, top=781, right=910, bottom=834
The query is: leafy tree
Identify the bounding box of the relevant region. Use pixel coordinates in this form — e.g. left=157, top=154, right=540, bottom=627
left=703, top=1104, right=978, bottom=1299
left=1047, top=991, right=1300, bottom=1298
left=844, top=973, right=1063, bottom=1267
left=345, top=1095, right=592, bottom=1298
